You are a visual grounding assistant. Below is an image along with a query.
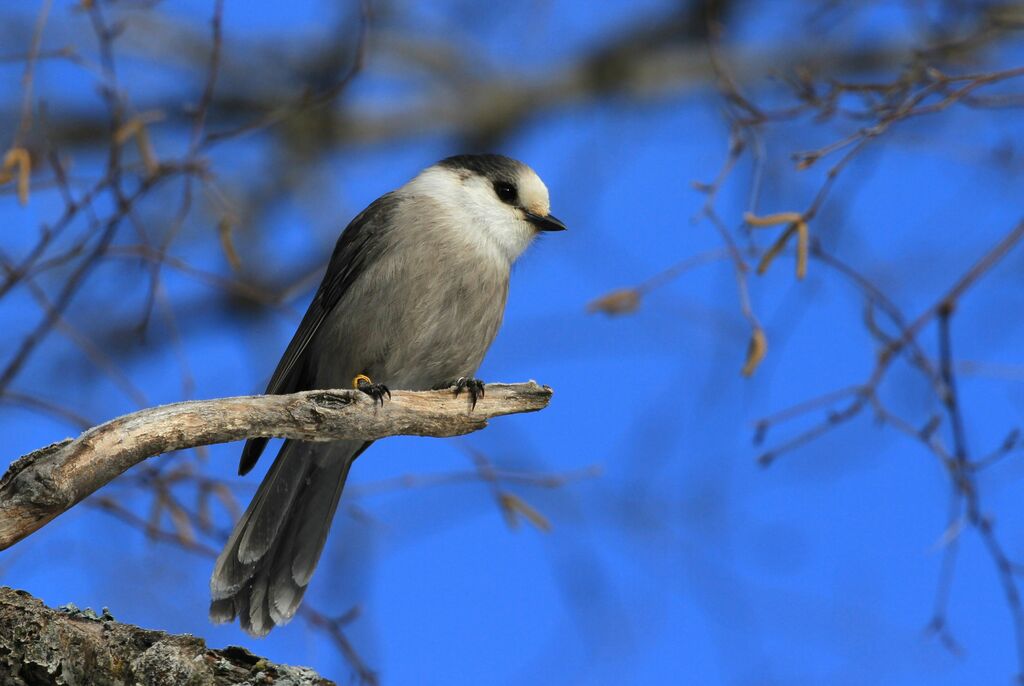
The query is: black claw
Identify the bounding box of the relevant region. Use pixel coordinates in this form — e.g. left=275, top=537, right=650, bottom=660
left=452, top=377, right=485, bottom=409
left=356, top=378, right=391, bottom=406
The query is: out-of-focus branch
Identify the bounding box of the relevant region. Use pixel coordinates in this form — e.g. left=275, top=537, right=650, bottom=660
left=0, top=381, right=553, bottom=551
left=0, top=586, right=332, bottom=686
left=756, top=220, right=1024, bottom=465
left=13, top=1, right=1017, bottom=155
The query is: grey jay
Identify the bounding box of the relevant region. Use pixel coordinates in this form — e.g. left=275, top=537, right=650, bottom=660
left=209, top=154, right=565, bottom=636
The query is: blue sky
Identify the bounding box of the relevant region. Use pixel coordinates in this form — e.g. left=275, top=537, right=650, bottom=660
left=2, top=1, right=1024, bottom=684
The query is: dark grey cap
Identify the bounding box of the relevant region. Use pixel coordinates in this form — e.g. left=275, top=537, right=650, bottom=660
left=437, top=154, right=525, bottom=182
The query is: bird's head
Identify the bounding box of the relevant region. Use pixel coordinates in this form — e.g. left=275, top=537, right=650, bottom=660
left=406, top=153, right=566, bottom=264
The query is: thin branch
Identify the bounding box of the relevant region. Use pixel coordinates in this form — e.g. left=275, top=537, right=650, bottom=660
left=0, top=381, right=553, bottom=551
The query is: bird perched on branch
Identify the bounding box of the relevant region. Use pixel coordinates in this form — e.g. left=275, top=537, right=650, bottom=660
left=209, top=154, right=566, bottom=635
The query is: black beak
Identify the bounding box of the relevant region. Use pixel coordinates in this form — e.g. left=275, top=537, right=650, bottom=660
left=524, top=211, right=567, bottom=232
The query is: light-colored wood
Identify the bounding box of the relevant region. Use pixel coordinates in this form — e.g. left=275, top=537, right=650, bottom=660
left=0, top=382, right=552, bottom=550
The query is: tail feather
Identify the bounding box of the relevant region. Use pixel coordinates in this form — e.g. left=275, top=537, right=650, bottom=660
left=210, top=439, right=369, bottom=636
left=237, top=441, right=310, bottom=564
left=289, top=455, right=355, bottom=586
left=238, top=436, right=270, bottom=476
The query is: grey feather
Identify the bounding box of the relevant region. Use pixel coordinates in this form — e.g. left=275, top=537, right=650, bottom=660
left=210, top=154, right=555, bottom=637
left=237, top=196, right=396, bottom=476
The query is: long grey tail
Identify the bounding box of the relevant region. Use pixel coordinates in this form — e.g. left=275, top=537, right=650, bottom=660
left=209, top=439, right=369, bottom=636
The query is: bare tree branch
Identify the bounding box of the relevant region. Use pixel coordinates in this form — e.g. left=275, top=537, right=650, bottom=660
left=0, top=381, right=552, bottom=551
left=0, top=586, right=333, bottom=685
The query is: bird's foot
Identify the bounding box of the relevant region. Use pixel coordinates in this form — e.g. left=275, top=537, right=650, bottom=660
left=353, top=373, right=390, bottom=406
left=444, top=377, right=485, bottom=409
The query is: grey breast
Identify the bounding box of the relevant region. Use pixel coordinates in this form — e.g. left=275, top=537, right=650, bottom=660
left=309, top=195, right=510, bottom=392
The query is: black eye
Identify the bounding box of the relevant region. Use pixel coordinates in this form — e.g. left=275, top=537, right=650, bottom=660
left=493, top=181, right=518, bottom=204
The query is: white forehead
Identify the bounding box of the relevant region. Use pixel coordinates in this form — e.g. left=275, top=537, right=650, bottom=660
left=515, top=167, right=550, bottom=215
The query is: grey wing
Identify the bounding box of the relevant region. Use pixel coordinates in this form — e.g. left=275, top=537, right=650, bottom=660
left=237, top=193, right=397, bottom=475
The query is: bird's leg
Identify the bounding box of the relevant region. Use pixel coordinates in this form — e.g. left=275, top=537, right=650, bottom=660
left=434, top=377, right=486, bottom=409
left=353, top=373, right=390, bottom=406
